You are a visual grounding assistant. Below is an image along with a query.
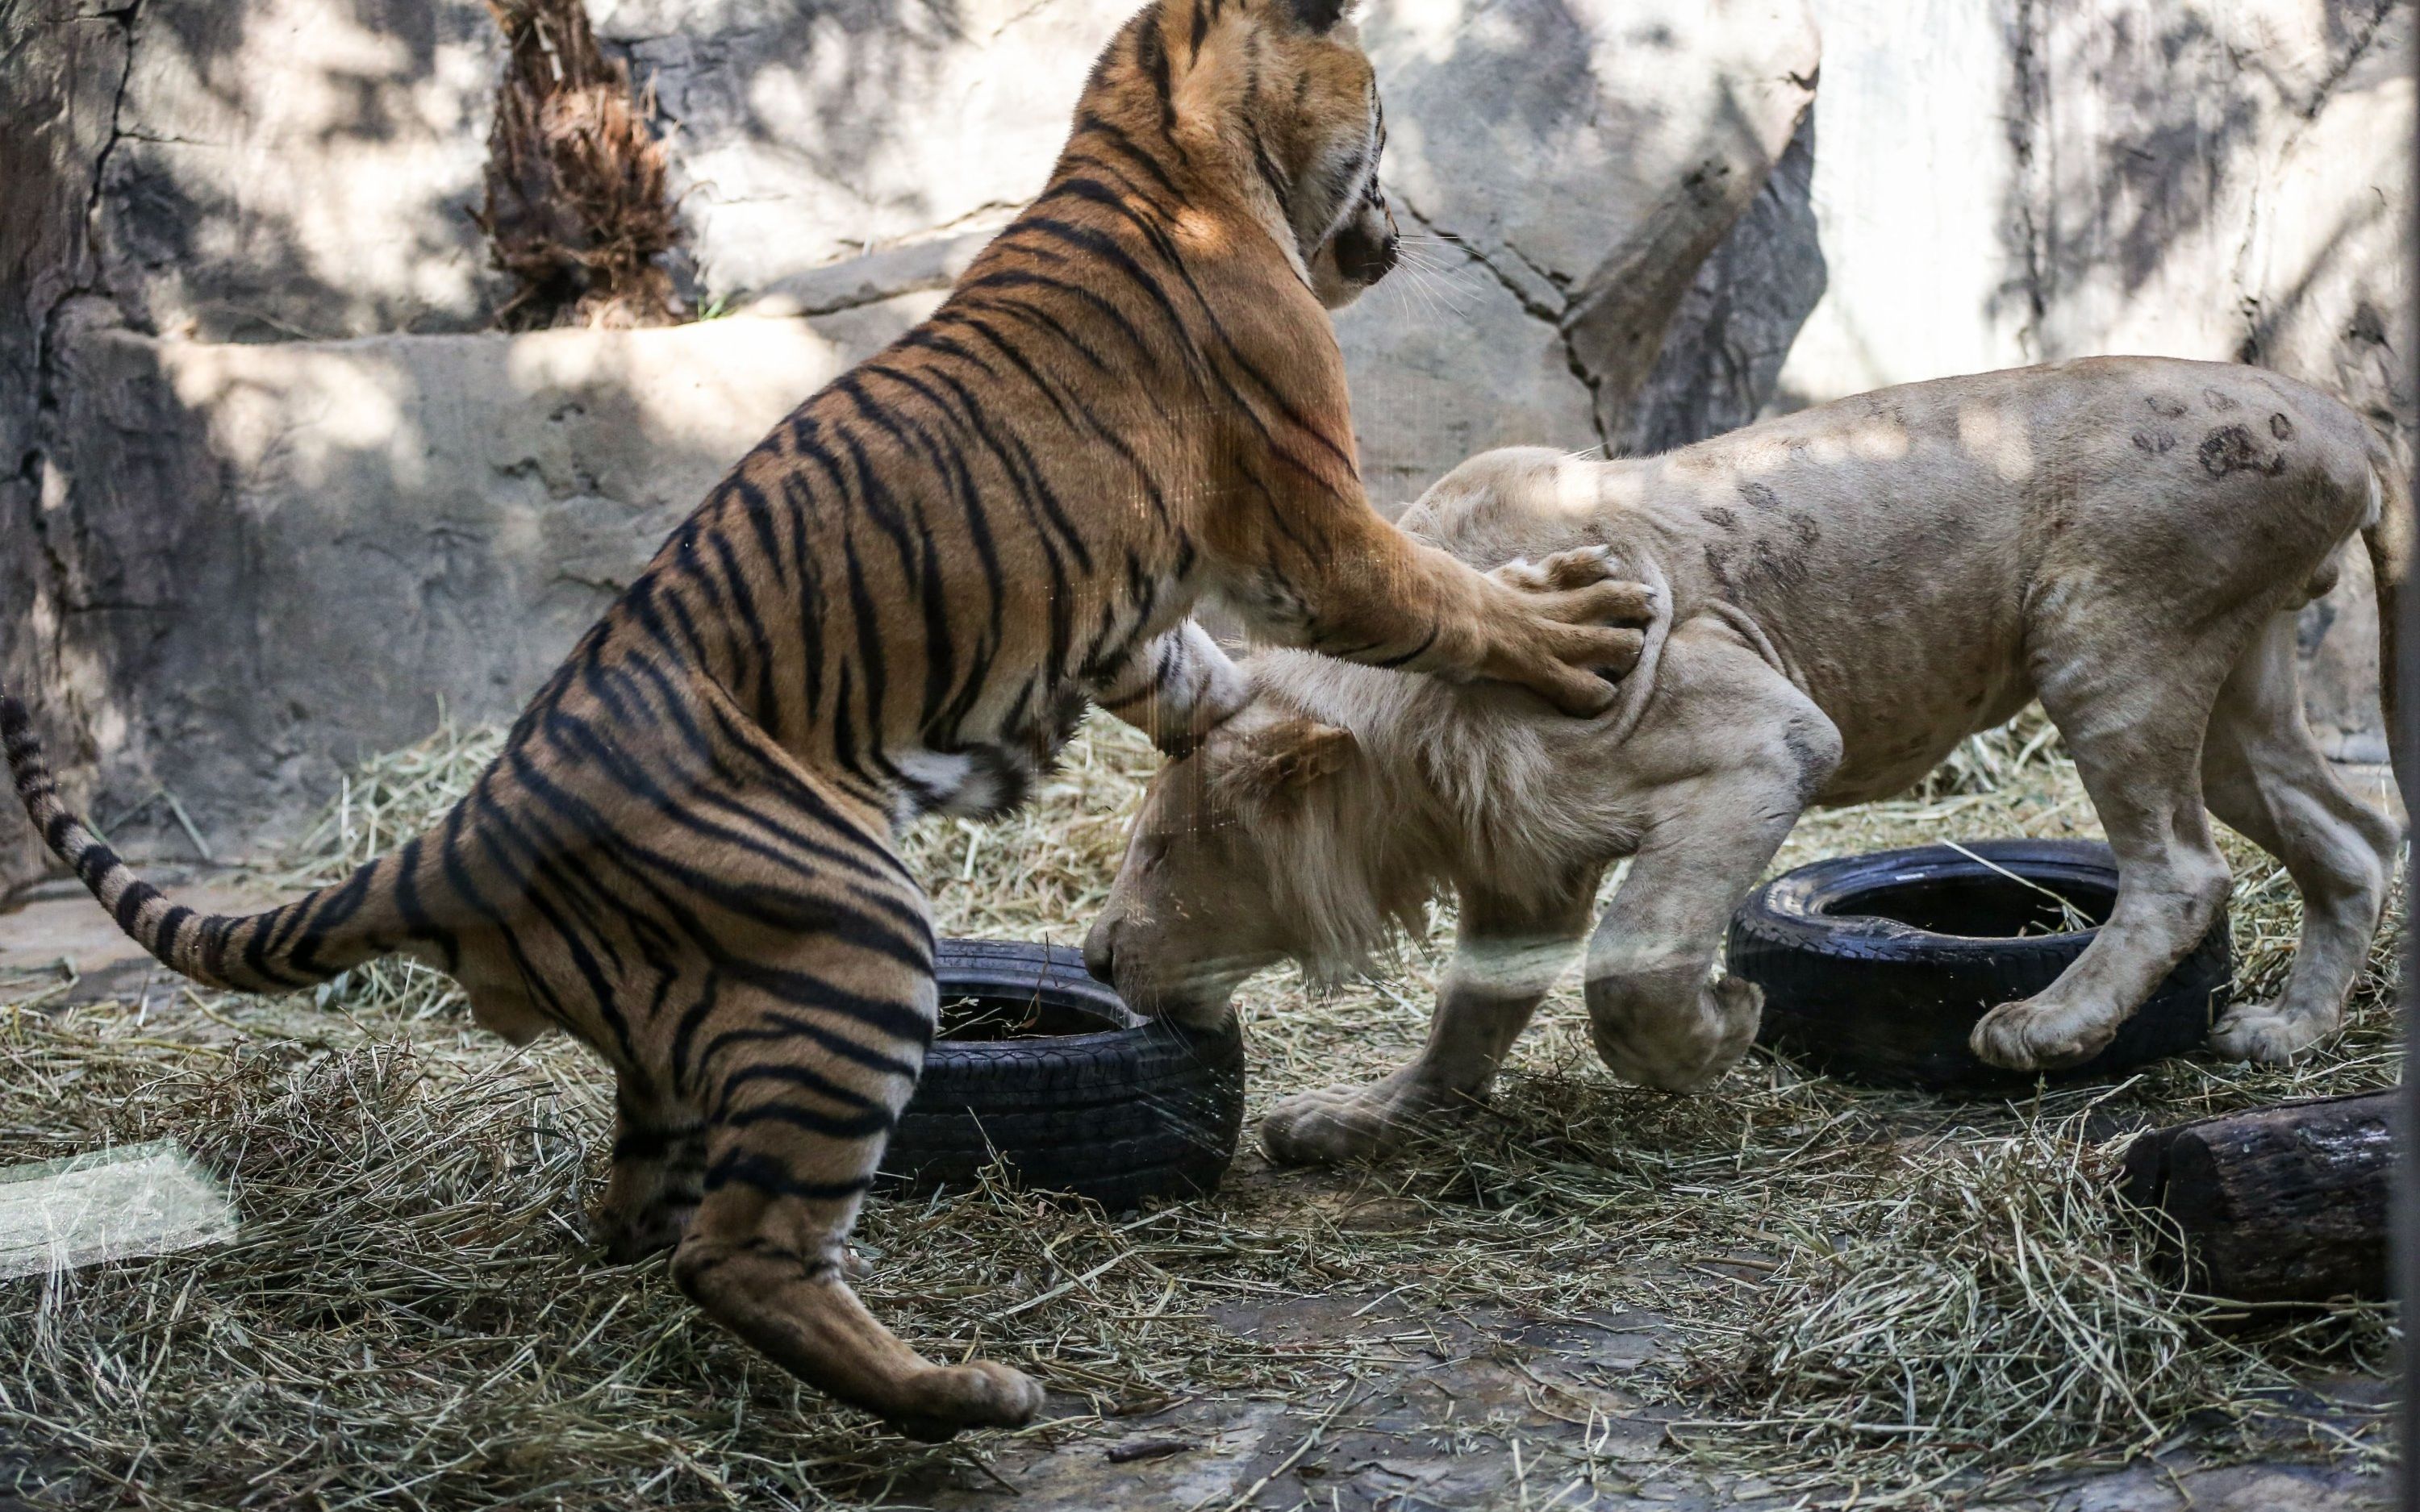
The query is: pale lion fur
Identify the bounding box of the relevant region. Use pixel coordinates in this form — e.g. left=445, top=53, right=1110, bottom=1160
left=1091, top=356, right=2409, bottom=1168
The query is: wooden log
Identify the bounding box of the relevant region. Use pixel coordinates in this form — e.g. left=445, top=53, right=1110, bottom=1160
left=2116, top=1090, right=2394, bottom=1304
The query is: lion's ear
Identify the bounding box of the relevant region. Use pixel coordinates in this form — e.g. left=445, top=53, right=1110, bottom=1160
left=1243, top=717, right=1357, bottom=793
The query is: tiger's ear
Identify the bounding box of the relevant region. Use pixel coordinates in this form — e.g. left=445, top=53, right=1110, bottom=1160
left=1239, top=716, right=1357, bottom=795
left=1285, top=0, right=1355, bottom=33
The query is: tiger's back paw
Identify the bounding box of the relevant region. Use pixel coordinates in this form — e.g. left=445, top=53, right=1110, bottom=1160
left=891, top=1361, right=1049, bottom=1441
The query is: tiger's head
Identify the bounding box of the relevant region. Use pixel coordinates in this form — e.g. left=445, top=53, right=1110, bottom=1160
left=1085, top=0, right=1400, bottom=309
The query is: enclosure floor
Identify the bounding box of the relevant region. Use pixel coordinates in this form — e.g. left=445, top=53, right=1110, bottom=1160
left=902, top=1258, right=2386, bottom=1511
left=0, top=731, right=2400, bottom=1510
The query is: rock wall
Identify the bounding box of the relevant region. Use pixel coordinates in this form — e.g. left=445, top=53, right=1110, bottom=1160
left=38, top=302, right=931, bottom=839
left=2, top=3, right=140, bottom=893
left=95, top=0, right=503, bottom=344
left=1, top=0, right=2405, bottom=889
left=0, top=0, right=1822, bottom=885
left=595, top=0, right=1826, bottom=500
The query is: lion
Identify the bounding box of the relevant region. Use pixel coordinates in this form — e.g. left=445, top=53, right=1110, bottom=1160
left=1082, top=356, right=2408, bottom=1166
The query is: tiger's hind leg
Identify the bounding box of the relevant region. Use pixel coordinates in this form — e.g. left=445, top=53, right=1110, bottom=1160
left=669, top=931, right=1045, bottom=1439
left=594, top=1073, right=707, bottom=1263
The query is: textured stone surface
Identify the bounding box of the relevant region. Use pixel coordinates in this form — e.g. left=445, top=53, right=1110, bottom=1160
left=24, top=302, right=929, bottom=862
left=1, top=4, right=139, bottom=891
left=96, top=0, right=504, bottom=342
left=1, top=0, right=2405, bottom=875
left=670, top=0, right=1825, bottom=503
left=1333, top=0, right=1821, bottom=500
left=596, top=0, right=1104, bottom=302
left=1625, top=115, right=1826, bottom=457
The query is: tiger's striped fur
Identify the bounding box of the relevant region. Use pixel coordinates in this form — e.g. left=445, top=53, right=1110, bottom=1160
left=2, top=0, right=1646, bottom=1438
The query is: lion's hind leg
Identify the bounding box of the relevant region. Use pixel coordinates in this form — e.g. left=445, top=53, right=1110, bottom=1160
left=2202, top=615, right=2401, bottom=1064
left=1971, top=620, right=2247, bottom=1073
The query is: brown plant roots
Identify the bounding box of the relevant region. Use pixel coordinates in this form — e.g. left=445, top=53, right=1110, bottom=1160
left=477, top=0, right=682, bottom=330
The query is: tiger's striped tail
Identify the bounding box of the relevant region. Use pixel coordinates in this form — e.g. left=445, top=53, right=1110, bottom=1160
left=3, top=693, right=419, bottom=993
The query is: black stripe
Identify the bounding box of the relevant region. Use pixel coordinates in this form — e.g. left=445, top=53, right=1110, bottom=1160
left=716, top=1059, right=893, bottom=1115
left=1135, top=18, right=1177, bottom=144
left=959, top=269, right=1158, bottom=375
left=830, top=379, right=958, bottom=731
left=433, top=802, right=578, bottom=1031
left=111, top=877, right=156, bottom=933
left=702, top=1150, right=872, bottom=1202
left=728, top=474, right=791, bottom=592
left=506, top=733, right=932, bottom=963
left=1371, top=618, right=1442, bottom=669
left=724, top=1101, right=896, bottom=1140
left=466, top=787, right=642, bottom=1064
left=703, top=525, right=782, bottom=734
left=719, top=957, right=937, bottom=1044
left=1074, top=111, right=1183, bottom=204
left=1247, top=123, right=1293, bottom=211
left=698, top=1004, right=923, bottom=1079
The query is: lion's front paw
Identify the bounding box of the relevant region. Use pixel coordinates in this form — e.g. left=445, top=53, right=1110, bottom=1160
left=2209, top=1002, right=2335, bottom=1065
left=1587, top=974, right=1762, bottom=1093
left=1969, top=998, right=2113, bottom=1072
left=1261, top=1081, right=1450, bottom=1168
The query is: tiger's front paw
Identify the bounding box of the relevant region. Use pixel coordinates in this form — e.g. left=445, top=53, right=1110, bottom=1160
left=891, top=1360, right=1049, bottom=1442
left=1485, top=548, right=1655, bottom=715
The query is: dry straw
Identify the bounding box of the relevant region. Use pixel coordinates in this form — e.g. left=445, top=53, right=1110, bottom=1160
left=0, top=710, right=2397, bottom=1509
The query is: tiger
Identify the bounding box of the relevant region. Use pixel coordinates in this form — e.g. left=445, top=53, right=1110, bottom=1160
left=2, top=0, right=1651, bottom=1441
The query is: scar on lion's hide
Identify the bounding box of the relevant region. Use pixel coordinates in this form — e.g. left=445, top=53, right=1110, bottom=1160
left=2200, top=424, right=2289, bottom=479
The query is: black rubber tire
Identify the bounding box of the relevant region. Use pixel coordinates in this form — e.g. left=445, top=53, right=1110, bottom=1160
left=878, top=939, right=1245, bottom=1208
left=1725, top=839, right=2232, bottom=1092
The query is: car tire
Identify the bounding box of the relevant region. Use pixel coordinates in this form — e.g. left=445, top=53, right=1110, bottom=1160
left=878, top=939, right=1246, bottom=1207
left=1725, top=839, right=2231, bottom=1091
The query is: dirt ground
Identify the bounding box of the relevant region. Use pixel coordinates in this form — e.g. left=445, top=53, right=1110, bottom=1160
left=0, top=738, right=2399, bottom=1510
left=0, top=905, right=2392, bottom=1512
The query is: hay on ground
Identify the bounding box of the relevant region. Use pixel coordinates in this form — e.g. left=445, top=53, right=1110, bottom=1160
left=0, top=707, right=2397, bottom=1509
